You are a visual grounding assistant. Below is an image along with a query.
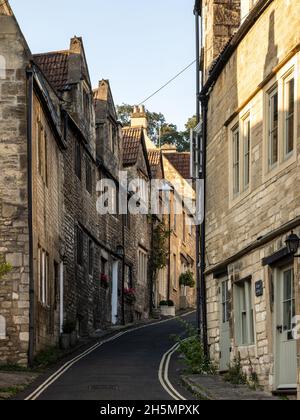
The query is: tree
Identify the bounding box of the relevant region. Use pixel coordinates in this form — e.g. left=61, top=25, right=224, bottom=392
left=116, top=104, right=165, bottom=140
left=116, top=103, right=197, bottom=152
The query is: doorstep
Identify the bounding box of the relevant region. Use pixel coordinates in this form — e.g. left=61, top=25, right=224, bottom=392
left=182, top=375, right=280, bottom=401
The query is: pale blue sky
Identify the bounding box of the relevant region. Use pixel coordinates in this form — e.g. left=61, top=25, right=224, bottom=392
left=10, top=0, right=196, bottom=130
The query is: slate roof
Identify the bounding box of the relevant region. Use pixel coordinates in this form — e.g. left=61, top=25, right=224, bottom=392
left=122, top=127, right=143, bottom=166
left=34, top=51, right=70, bottom=93
left=164, top=152, right=191, bottom=180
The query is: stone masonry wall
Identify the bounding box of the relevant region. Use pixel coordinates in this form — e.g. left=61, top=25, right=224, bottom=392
left=0, top=13, right=31, bottom=364
left=205, top=0, right=300, bottom=392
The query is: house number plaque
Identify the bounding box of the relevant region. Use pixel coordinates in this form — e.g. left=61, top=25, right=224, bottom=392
left=255, top=280, right=264, bottom=297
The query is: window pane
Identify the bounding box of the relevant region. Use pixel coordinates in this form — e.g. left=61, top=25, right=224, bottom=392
left=233, top=127, right=240, bottom=195
left=285, top=78, right=294, bottom=156
left=269, top=88, right=278, bottom=167
left=244, top=119, right=250, bottom=188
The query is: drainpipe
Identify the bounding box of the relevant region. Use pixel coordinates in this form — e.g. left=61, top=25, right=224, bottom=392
left=194, top=0, right=209, bottom=358
left=199, top=94, right=209, bottom=358
left=194, top=0, right=201, bottom=338
left=26, top=67, right=35, bottom=367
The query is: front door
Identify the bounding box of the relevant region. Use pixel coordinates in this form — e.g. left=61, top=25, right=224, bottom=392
left=275, top=266, right=297, bottom=389
left=219, top=278, right=231, bottom=372
left=111, top=261, right=119, bottom=325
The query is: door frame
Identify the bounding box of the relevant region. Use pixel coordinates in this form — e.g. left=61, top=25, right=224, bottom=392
left=273, top=263, right=297, bottom=390
left=219, top=277, right=231, bottom=373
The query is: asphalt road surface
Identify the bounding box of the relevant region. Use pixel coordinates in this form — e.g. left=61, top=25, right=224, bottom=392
left=23, top=312, right=196, bottom=401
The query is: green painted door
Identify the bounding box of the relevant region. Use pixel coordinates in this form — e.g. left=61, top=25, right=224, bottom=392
left=220, top=279, right=231, bottom=372
left=276, top=266, right=297, bottom=389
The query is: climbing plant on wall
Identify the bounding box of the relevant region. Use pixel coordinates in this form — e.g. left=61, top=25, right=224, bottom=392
left=0, top=256, right=12, bottom=280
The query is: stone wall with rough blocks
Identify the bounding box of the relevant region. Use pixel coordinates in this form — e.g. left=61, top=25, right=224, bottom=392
left=202, top=0, right=241, bottom=82
left=0, top=11, right=31, bottom=365
left=204, top=0, right=300, bottom=393
left=31, top=92, right=64, bottom=352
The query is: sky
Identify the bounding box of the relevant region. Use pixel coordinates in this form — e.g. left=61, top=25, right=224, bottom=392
left=10, top=0, right=196, bottom=130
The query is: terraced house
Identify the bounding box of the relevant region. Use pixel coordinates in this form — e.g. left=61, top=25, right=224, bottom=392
left=198, top=0, right=300, bottom=397
left=0, top=1, right=197, bottom=367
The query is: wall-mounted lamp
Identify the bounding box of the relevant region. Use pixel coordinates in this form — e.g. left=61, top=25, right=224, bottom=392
left=116, top=245, right=125, bottom=259
left=285, top=232, right=300, bottom=258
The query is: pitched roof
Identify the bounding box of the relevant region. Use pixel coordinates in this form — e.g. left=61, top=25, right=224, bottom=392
left=34, top=51, right=69, bottom=93
left=147, top=149, right=161, bottom=178
left=164, top=152, right=191, bottom=179
left=122, top=127, right=143, bottom=166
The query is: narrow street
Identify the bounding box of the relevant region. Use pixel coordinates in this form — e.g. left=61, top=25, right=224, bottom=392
left=22, top=313, right=196, bottom=401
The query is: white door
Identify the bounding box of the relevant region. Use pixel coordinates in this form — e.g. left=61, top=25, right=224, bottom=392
left=111, top=261, right=119, bottom=325
left=275, top=266, right=297, bottom=389
left=219, top=279, right=231, bottom=372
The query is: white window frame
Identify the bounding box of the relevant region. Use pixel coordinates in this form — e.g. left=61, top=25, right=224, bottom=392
left=138, top=248, right=148, bottom=285
left=283, top=72, right=295, bottom=160
left=234, top=279, right=255, bottom=347
left=38, top=247, right=49, bottom=307
left=229, top=111, right=252, bottom=205
left=263, top=57, right=297, bottom=181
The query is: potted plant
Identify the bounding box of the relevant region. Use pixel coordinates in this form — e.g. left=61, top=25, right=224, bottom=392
left=124, top=288, right=136, bottom=305
left=179, top=271, right=195, bottom=288
left=60, top=320, right=76, bottom=350
left=159, top=300, right=176, bottom=317
left=100, top=273, right=109, bottom=289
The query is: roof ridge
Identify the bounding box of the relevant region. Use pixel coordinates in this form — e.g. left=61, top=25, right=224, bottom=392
left=33, top=50, right=70, bottom=57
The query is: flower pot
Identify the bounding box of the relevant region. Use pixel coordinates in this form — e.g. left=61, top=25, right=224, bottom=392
left=70, top=330, right=78, bottom=348
left=60, top=333, right=71, bottom=350
left=160, top=305, right=176, bottom=317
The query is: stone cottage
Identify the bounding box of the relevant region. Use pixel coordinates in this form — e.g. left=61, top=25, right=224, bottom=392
left=198, top=0, right=300, bottom=397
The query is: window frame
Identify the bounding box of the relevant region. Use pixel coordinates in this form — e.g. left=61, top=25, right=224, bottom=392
left=283, top=72, right=295, bottom=160
left=229, top=112, right=251, bottom=204
left=263, top=58, right=297, bottom=180
left=76, top=226, right=84, bottom=267
left=234, top=279, right=255, bottom=347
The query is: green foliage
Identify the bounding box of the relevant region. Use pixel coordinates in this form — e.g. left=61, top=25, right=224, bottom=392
left=179, top=270, right=195, bottom=288
left=160, top=300, right=174, bottom=307
left=33, top=347, right=63, bottom=369
left=0, top=255, right=12, bottom=279
left=116, top=103, right=166, bottom=140
left=175, top=319, right=216, bottom=375
left=62, top=320, right=76, bottom=334
left=224, top=354, right=247, bottom=385
left=0, top=363, right=31, bottom=373
left=116, top=103, right=196, bottom=152
left=150, top=220, right=171, bottom=284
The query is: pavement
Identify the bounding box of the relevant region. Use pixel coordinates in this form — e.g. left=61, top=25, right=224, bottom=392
left=16, top=312, right=196, bottom=400
left=182, top=374, right=281, bottom=400
left=0, top=371, right=39, bottom=400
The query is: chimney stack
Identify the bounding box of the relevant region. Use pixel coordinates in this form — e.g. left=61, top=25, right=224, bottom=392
left=131, top=104, right=148, bottom=129
left=202, top=0, right=241, bottom=81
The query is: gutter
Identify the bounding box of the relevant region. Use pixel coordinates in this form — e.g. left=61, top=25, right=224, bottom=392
left=201, top=0, right=274, bottom=98
left=26, top=67, right=35, bottom=367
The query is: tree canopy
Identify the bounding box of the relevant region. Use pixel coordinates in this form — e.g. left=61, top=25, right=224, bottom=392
left=116, top=103, right=197, bottom=152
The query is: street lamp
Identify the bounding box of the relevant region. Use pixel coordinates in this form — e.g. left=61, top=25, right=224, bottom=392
left=285, top=232, right=300, bottom=257
left=116, top=245, right=124, bottom=259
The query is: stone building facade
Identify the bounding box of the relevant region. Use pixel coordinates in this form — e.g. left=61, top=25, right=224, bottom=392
left=0, top=2, right=152, bottom=365
left=199, top=0, right=300, bottom=397
left=0, top=4, right=32, bottom=364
